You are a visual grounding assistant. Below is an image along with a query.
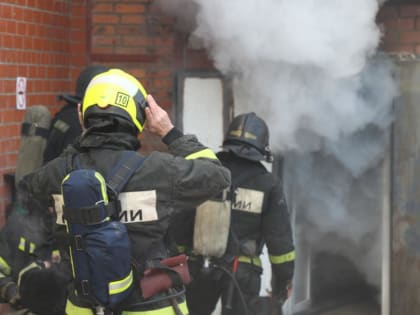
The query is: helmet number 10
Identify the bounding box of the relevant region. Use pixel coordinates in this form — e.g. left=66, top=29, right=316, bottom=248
left=115, top=92, right=130, bottom=107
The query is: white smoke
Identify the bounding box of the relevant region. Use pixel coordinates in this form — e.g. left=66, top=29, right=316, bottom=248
left=157, top=0, right=398, bottom=295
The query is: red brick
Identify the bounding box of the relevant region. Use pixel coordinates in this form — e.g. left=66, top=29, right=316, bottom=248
left=0, top=65, right=18, bottom=79
left=381, top=44, right=415, bottom=54
left=91, top=46, right=114, bottom=54
left=121, top=15, right=146, bottom=24
left=400, top=5, right=420, bottom=18
left=400, top=31, right=420, bottom=44
left=398, top=18, right=416, bottom=30
left=6, top=20, right=16, bottom=33
left=116, top=25, right=146, bottom=35
left=94, top=3, right=114, bottom=12
left=92, top=14, right=119, bottom=24
left=116, top=4, right=146, bottom=14
left=1, top=5, right=13, bottom=19
left=0, top=110, right=10, bottom=123
left=71, top=4, right=88, bottom=17
left=93, top=25, right=116, bottom=36
left=123, top=35, right=151, bottom=46
left=114, top=46, right=153, bottom=55
left=0, top=0, right=217, bottom=214
left=377, top=6, right=398, bottom=20
left=2, top=34, right=14, bottom=48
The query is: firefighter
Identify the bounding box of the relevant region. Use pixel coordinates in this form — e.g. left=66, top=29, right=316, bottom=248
left=43, top=64, right=109, bottom=163
left=172, top=112, right=295, bottom=315
left=18, top=68, right=231, bottom=315
left=0, top=66, right=112, bottom=314
left=0, top=195, right=70, bottom=315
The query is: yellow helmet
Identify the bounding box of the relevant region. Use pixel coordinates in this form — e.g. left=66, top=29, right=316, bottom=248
left=82, top=68, right=148, bottom=133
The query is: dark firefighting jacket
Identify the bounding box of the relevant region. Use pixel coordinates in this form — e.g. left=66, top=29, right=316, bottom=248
left=218, top=151, right=295, bottom=292
left=171, top=150, right=295, bottom=294
left=43, top=102, right=82, bottom=163
left=0, top=202, right=57, bottom=304
left=18, top=128, right=231, bottom=309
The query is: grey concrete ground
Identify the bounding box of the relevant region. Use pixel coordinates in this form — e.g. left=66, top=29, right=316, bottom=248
left=320, top=302, right=380, bottom=315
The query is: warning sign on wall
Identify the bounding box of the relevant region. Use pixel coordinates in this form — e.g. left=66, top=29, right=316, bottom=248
left=16, top=77, right=27, bottom=110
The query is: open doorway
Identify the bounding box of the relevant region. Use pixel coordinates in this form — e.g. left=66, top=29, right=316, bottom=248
left=279, top=148, right=390, bottom=315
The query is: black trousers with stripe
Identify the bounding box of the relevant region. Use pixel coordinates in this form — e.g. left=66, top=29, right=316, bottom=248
left=186, top=259, right=262, bottom=315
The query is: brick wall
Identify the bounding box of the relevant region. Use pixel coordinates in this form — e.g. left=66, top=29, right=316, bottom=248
left=88, top=0, right=214, bottom=153
left=0, top=0, right=88, bottom=223
left=2, top=1, right=416, bottom=227
left=0, top=0, right=214, bottom=219
left=0, top=1, right=419, bottom=314
left=378, top=4, right=420, bottom=54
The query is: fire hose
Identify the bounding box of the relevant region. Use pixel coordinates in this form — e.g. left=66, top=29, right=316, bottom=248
left=210, top=258, right=250, bottom=315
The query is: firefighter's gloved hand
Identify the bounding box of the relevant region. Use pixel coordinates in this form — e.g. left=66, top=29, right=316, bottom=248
left=18, top=260, right=69, bottom=315
left=18, top=261, right=45, bottom=286
left=271, top=281, right=291, bottom=315
left=270, top=290, right=287, bottom=315
left=0, top=281, right=19, bottom=305
left=17, top=260, right=45, bottom=301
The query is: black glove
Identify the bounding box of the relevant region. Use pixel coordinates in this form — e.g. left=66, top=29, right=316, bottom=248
left=19, top=260, right=69, bottom=315
left=0, top=281, right=19, bottom=305
left=270, top=278, right=292, bottom=315
left=270, top=289, right=287, bottom=315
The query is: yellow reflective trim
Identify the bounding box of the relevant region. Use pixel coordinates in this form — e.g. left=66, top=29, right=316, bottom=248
left=176, top=245, right=186, bottom=254
left=109, top=270, right=133, bottom=295
left=121, top=300, right=188, bottom=315
left=29, top=242, right=36, bottom=254
left=69, top=247, right=76, bottom=278
left=61, top=173, right=70, bottom=186
left=94, top=171, right=109, bottom=203
left=18, top=237, right=26, bottom=252
left=269, top=250, right=295, bottom=264
left=229, top=129, right=242, bottom=137
left=65, top=299, right=94, bottom=315
left=61, top=174, right=70, bottom=201
left=238, top=256, right=262, bottom=267
left=185, top=148, right=217, bottom=160
left=65, top=224, right=76, bottom=279
left=18, top=261, right=42, bottom=287
left=0, top=256, right=11, bottom=276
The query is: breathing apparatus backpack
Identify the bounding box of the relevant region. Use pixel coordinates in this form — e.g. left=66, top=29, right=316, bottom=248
left=193, top=189, right=231, bottom=258
left=15, top=105, right=51, bottom=187
left=61, top=151, right=145, bottom=309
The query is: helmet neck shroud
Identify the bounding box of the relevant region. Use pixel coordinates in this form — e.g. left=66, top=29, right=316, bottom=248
left=84, top=113, right=138, bottom=136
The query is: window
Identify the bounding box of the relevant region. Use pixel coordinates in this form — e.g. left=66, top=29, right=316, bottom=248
left=175, top=71, right=231, bottom=151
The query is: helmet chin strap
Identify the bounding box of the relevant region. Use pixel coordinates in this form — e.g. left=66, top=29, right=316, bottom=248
left=265, top=146, right=274, bottom=163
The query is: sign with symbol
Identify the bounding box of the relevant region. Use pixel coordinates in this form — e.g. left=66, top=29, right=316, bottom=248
left=16, top=77, right=27, bottom=110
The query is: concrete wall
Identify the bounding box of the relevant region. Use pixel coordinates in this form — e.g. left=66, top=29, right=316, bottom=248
left=391, top=59, right=420, bottom=315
